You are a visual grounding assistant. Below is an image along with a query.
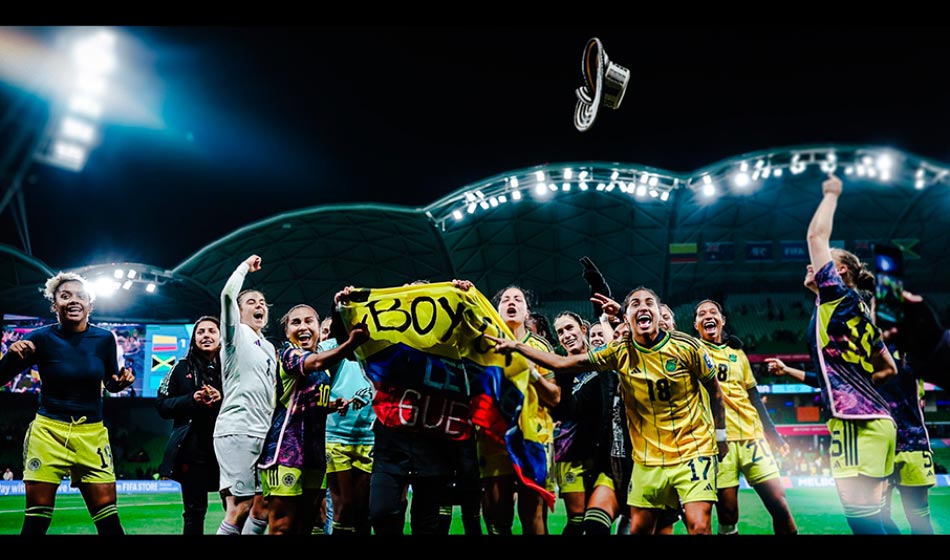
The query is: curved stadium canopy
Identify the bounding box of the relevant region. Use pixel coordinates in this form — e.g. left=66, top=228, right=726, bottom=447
left=2, top=144, right=949, bottom=323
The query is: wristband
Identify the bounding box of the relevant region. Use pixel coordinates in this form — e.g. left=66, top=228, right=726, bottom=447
left=716, top=428, right=727, bottom=442
left=529, top=367, right=541, bottom=382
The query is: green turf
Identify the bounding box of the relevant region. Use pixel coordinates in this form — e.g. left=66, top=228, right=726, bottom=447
left=0, top=487, right=948, bottom=534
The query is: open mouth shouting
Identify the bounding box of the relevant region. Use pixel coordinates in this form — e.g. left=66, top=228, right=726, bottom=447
left=63, top=303, right=85, bottom=321
left=635, top=311, right=653, bottom=331
left=702, top=318, right=719, bottom=337
left=295, top=328, right=315, bottom=349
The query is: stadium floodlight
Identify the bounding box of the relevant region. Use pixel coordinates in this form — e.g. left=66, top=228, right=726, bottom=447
left=467, top=203, right=477, bottom=214
left=561, top=182, right=570, bottom=192
left=660, top=191, right=670, bottom=201
left=68, top=95, right=103, bottom=119
left=113, top=269, right=124, bottom=279
left=47, top=140, right=88, bottom=171
left=145, top=283, right=157, bottom=294
left=535, top=171, right=545, bottom=182
left=93, top=276, right=118, bottom=298
left=127, top=269, right=136, bottom=279
left=579, top=182, right=589, bottom=191
left=452, top=210, right=463, bottom=221
left=563, top=168, right=573, bottom=180
left=60, top=116, right=96, bottom=143
left=535, top=183, right=547, bottom=196
left=547, top=183, right=558, bottom=192
left=636, top=184, right=647, bottom=197
left=71, top=30, right=117, bottom=76
left=498, top=195, right=507, bottom=203
left=489, top=196, right=499, bottom=207
left=122, top=280, right=133, bottom=290
left=578, top=170, right=589, bottom=180
left=596, top=183, right=605, bottom=191
left=734, top=172, right=750, bottom=187
left=511, top=190, right=522, bottom=201
left=703, top=182, right=716, bottom=197
left=509, top=176, right=519, bottom=188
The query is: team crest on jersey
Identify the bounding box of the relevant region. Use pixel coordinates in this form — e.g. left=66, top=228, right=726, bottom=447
left=26, top=458, right=41, bottom=471
left=282, top=472, right=297, bottom=487
left=729, top=354, right=737, bottom=362
left=665, top=359, right=677, bottom=372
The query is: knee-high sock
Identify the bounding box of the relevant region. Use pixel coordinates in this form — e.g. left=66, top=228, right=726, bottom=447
left=90, top=503, right=124, bottom=535
left=21, top=505, right=53, bottom=535
left=581, top=508, right=613, bottom=535
left=242, top=514, right=268, bottom=535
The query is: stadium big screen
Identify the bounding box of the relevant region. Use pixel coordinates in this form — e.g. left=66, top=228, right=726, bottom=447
left=1, top=315, right=194, bottom=398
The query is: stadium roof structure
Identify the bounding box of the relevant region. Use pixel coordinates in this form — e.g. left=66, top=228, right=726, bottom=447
left=2, top=143, right=949, bottom=324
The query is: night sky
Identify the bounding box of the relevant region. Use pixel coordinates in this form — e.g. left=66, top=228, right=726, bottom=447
left=2, top=25, right=948, bottom=271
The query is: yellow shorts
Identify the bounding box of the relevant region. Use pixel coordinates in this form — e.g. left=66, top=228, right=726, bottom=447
left=717, top=438, right=781, bottom=488
left=556, top=460, right=594, bottom=494
left=261, top=465, right=325, bottom=497
left=478, top=437, right=556, bottom=491
left=827, top=418, right=895, bottom=479
left=23, top=415, right=115, bottom=485
left=893, top=450, right=936, bottom=487
left=594, top=472, right=615, bottom=491
left=325, top=442, right=373, bottom=474
left=627, top=456, right=718, bottom=509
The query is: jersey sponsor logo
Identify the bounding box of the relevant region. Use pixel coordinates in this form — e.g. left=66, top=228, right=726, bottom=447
left=665, top=359, right=677, bottom=372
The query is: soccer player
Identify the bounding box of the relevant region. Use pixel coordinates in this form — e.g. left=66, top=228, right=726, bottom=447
left=320, top=311, right=376, bottom=535
left=802, top=172, right=898, bottom=534
left=259, top=303, right=368, bottom=534
left=0, top=271, right=134, bottom=534
left=479, top=285, right=561, bottom=535
left=213, top=254, right=277, bottom=535
left=486, top=286, right=728, bottom=534
left=693, top=299, right=797, bottom=534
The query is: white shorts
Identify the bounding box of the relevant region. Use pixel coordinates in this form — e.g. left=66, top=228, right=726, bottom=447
left=214, top=433, right=265, bottom=498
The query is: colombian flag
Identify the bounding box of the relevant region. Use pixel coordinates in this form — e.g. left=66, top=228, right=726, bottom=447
left=339, top=282, right=556, bottom=509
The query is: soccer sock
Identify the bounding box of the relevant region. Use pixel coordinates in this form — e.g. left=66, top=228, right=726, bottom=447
left=717, top=522, right=738, bottom=535
left=563, top=513, right=585, bottom=535
left=905, top=505, right=934, bottom=535
left=311, top=524, right=326, bottom=535
left=330, top=521, right=357, bottom=534
left=242, top=514, right=268, bottom=535
left=581, top=507, right=613, bottom=535
left=216, top=520, right=241, bottom=535
left=880, top=512, right=901, bottom=535
left=21, top=505, right=54, bottom=535
left=842, top=503, right=885, bottom=535
left=90, top=503, right=124, bottom=535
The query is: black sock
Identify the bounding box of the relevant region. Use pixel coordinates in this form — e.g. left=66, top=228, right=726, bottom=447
left=581, top=507, right=613, bottom=535
left=21, top=505, right=54, bottom=535
left=91, top=503, right=124, bottom=535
